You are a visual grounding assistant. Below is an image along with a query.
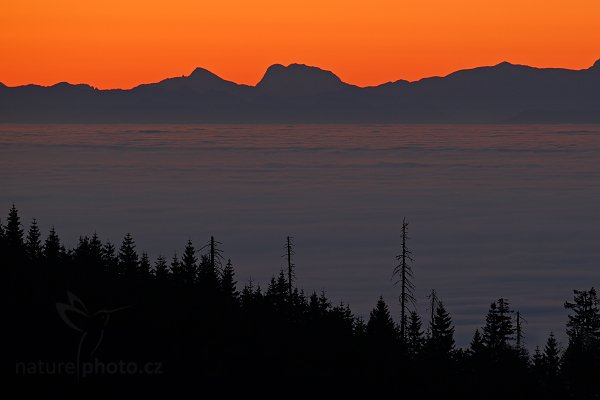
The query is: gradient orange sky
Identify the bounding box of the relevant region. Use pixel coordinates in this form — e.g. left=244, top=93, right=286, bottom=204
left=2, top=0, right=600, bottom=89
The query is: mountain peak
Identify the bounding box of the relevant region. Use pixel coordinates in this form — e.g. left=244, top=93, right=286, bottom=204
left=52, top=82, right=76, bottom=88
left=134, top=67, right=240, bottom=92
left=492, top=61, right=528, bottom=70
left=50, top=82, right=94, bottom=91
left=184, top=67, right=242, bottom=90
left=189, top=67, right=221, bottom=80
left=257, top=63, right=348, bottom=94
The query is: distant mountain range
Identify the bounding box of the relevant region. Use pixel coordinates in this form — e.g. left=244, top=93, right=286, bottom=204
left=1, top=60, right=599, bottom=123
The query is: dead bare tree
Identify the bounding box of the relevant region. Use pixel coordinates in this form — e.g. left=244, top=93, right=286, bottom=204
left=392, top=218, right=415, bottom=342
left=283, top=236, right=296, bottom=301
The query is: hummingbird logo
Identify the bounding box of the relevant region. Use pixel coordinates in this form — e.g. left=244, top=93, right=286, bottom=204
left=56, top=292, right=130, bottom=380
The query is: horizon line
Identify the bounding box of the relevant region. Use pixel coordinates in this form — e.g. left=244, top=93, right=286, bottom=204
left=2, top=58, right=599, bottom=91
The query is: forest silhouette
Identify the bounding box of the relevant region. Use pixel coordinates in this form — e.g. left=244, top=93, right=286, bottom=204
left=6, top=204, right=600, bottom=397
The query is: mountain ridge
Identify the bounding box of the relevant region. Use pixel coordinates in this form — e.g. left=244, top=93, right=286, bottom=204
left=1, top=60, right=600, bottom=123
left=4, top=60, right=600, bottom=89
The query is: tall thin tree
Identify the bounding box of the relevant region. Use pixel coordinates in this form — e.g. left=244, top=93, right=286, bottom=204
left=210, top=236, right=215, bottom=270
left=284, top=236, right=296, bottom=301
left=202, top=236, right=224, bottom=272
left=392, top=218, right=415, bottom=342
left=427, top=289, right=438, bottom=337
left=515, top=311, right=527, bottom=349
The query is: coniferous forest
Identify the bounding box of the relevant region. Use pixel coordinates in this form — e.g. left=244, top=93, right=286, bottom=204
left=6, top=204, right=600, bottom=397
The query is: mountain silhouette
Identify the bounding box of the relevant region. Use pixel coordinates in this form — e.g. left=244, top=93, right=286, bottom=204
left=1, top=60, right=599, bottom=122
left=134, top=67, right=247, bottom=94
left=256, top=63, right=353, bottom=95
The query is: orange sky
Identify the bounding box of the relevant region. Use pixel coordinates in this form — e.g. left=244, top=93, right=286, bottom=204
left=2, top=0, right=600, bottom=89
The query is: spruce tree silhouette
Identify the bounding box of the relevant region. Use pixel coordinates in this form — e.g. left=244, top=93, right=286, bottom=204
left=6, top=204, right=25, bottom=262
left=469, top=328, right=485, bottom=356
left=74, top=236, right=92, bottom=276
left=221, top=259, right=239, bottom=304
left=139, top=252, right=151, bottom=279
left=118, top=233, right=139, bottom=279
left=464, top=327, right=488, bottom=396
left=74, top=234, right=105, bottom=288
left=308, top=291, right=326, bottom=320
left=479, top=298, right=533, bottom=400
left=25, top=218, right=42, bottom=263
left=564, top=288, right=600, bottom=349
left=241, top=279, right=256, bottom=309
left=90, top=233, right=103, bottom=261
left=532, top=345, right=543, bottom=371
left=367, top=296, right=397, bottom=340
left=170, top=252, right=181, bottom=284
left=530, top=332, right=563, bottom=399
left=86, top=233, right=104, bottom=275
left=318, top=289, right=330, bottom=313
left=43, top=227, right=62, bottom=267
left=354, top=316, right=367, bottom=337
left=197, top=253, right=219, bottom=293
left=180, top=240, right=198, bottom=285
left=6, top=204, right=600, bottom=397
left=562, top=288, right=600, bottom=398
left=542, top=332, right=561, bottom=378
left=365, top=296, right=399, bottom=383
left=266, top=270, right=289, bottom=313
left=153, top=255, right=169, bottom=281
left=407, top=310, right=424, bottom=357
left=427, top=301, right=455, bottom=358
left=290, top=287, right=306, bottom=313
left=331, top=301, right=355, bottom=333
left=101, top=241, right=118, bottom=275
left=0, top=219, right=5, bottom=255
left=482, top=298, right=514, bottom=352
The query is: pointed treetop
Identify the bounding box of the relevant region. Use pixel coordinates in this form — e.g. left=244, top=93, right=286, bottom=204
left=6, top=204, right=25, bottom=247
left=118, top=233, right=139, bottom=276
left=221, top=258, right=239, bottom=302
left=367, top=296, right=397, bottom=339
left=154, top=254, right=170, bottom=280
left=25, top=218, right=42, bottom=260
left=139, top=252, right=151, bottom=277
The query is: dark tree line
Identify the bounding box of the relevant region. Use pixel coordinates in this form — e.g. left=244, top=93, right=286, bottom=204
left=5, top=205, right=600, bottom=397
